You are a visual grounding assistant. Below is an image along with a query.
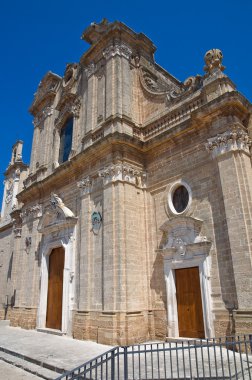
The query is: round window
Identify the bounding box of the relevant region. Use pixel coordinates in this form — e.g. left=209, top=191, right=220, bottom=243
left=172, top=185, right=189, bottom=213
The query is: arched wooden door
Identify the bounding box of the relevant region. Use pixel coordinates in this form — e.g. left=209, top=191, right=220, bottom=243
left=175, top=267, right=205, bottom=338
left=46, top=247, right=65, bottom=330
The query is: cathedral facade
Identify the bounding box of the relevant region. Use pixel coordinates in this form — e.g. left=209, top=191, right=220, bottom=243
left=1, top=20, right=252, bottom=345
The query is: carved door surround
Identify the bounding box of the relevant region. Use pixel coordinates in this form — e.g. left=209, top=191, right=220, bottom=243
left=159, top=216, right=213, bottom=338
left=37, top=194, right=77, bottom=335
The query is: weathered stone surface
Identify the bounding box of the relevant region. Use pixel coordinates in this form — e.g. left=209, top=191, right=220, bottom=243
left=0, top=20, right=252, bottom=345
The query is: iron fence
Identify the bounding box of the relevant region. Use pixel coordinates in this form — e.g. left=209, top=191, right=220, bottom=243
left=55, top=335, right=252, bottom=379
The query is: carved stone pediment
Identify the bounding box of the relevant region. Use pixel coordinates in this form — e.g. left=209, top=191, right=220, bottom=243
left=38, top=194, right=77, bottom=234
left=159, top=216, right=211, bottom=260
left=30, top=72, right=61, bottom=115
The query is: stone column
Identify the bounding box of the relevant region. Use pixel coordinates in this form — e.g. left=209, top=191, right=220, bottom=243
left=206, top=125, right=252, bottom=312
left=77, top=177, right=93, bottom=310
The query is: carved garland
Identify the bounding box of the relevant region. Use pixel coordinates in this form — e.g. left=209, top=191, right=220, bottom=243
left=98, top=163, right=147, bottom=187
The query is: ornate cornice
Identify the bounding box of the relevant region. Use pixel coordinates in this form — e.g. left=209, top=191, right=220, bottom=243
left=99, top=163, right=147, bottom=187
left=206, top=126, right=251, bottom=159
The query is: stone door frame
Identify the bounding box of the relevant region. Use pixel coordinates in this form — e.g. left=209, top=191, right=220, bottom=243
left=163, top=254, right=214, bottom=338
left=37, top=232, right=75, bottom=335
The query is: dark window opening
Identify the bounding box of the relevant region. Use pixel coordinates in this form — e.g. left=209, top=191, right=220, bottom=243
left=172, top=185, right=189, bottom=213
left=59, top=118, right=73, bottom=164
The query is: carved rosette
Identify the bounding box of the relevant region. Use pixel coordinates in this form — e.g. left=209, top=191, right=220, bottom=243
left=206, top=127, right=251, bottom=159
left=77, top=176, right=93, bottom=195
left=99, top=163, right=146, bottom=187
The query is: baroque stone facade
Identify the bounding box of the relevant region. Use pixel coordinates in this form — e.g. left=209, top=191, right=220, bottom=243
left=1, top=20, right=252, bottom=345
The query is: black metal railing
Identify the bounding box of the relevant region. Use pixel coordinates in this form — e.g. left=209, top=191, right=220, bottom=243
left=55, top=334, right=252, bottom=379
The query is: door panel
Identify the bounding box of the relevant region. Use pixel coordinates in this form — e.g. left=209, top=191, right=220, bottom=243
left=46, top=247, right=65, bottom=330
left=175, top=267, right=205, bottom=338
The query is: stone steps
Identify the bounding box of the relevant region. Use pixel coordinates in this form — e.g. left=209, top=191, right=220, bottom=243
left=0, top=347, right=63, bottom=380
left=0, top=319, right=10, bottom=327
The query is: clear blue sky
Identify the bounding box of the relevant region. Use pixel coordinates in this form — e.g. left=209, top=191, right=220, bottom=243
left=0, top=0, right=251, bottom=205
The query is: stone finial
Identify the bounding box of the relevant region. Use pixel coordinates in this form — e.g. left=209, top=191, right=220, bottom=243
left=204, top=49, right=225, bottom=75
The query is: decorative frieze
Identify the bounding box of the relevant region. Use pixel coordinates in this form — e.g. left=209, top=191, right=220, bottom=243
left=206, top=127, right=251, bottom=159
left=99, top=163, right=147, bottom=187
left=103, top=42, right=132, bottom=60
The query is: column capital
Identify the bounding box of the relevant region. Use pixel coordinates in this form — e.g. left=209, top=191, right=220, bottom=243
left=206, top=126, right=251, bottom=159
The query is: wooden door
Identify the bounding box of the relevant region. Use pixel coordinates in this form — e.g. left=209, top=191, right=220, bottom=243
left=46, top=247, right=65, bottom=330
left=175, top=267, right=205, bottom=338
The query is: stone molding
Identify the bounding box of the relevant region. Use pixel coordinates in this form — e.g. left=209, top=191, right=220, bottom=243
left=99, top=163, right=147, bottom=187
left=206, top=127, right=251, bottom=159
left=33, top=106, right=54, bottom=129
left=159, top=216, right=211, bottom=261
left=38, top=193, right=77, bottom=234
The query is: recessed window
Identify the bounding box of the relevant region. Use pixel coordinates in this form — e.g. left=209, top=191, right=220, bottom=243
left=58, top=118, right=73, bottom=164
left=167, top=181, right=192, bottom=216
left=172, top=185, right=189, bottom=213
